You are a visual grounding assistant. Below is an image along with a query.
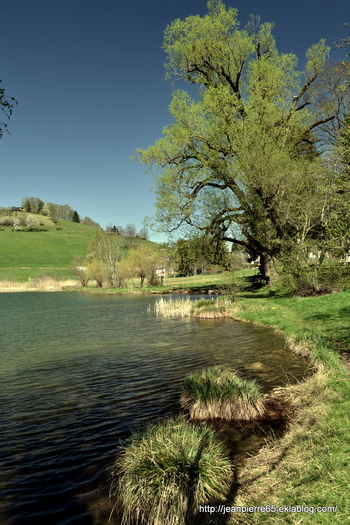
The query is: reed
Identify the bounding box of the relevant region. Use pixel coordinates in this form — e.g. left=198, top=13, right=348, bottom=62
left=154, top=296, right=234, bottom=319
left=154, top=296, right=193, bottom=318
left=111, top=417, right=233, bottom=525
left=0, top=277, right=62, bottom=292
left=181, top=365, right=265, bottom=421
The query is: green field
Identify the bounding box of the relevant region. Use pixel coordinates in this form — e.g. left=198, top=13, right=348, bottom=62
left=0, top=218, right=99, bottom=280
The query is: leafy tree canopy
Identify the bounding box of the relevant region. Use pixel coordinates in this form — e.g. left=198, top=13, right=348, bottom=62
left=137, top=0, right=350, bottom=283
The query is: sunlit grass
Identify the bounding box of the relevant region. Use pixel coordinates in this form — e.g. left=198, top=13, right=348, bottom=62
left=224, top=293, right=350, bottom=524
left=154, top=296, right=193, bottom=318
left=111, top=417, right=233, bottom=525
left=181, top=365, right=265, bottom=421
left=0, top=219, right=98, bottom=269
left=153, top=296, right=235, bottom=318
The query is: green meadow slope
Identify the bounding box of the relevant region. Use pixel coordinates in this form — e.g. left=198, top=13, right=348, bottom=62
left=0, top=217, right=99, bottom=280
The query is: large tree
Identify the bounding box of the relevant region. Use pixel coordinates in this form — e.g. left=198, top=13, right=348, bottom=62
left=137, top=1, right=349, bottom=283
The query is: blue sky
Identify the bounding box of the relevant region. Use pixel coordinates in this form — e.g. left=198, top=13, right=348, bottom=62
left=1, top=0, right=348, bottom=241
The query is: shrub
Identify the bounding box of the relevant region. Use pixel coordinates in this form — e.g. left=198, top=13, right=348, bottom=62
left=13, top=218, right=22, bottom=231
left=181, top=366, right=265, bottom=421
left=26, top=215, right=38, bottom=231
left=0, top=215, right=13, bottom=226
left=111, top=417, right=232, bottom=525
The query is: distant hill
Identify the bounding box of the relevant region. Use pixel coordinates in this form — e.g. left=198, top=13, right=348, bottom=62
left=0, top=215, right=100, bottom=279
left=0, top=213, right=156, bottom=281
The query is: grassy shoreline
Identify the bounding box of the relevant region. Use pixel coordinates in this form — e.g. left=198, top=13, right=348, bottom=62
left=151, top=291, right=350, bottom=522
left=223, top=294, right=350, bottom=524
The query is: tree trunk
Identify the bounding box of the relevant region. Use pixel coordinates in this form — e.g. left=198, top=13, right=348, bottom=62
left=259, top=253, right=278, bottom=285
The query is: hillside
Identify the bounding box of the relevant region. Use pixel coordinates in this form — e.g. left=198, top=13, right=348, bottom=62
left=0, top=216, right=100, bottom=280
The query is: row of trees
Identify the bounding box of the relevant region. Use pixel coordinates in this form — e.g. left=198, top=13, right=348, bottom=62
left=19, top=197, right=102, bottom=228
left=138, top=1, right=350, bottom=290
left=106, top=223, right=149, bottom=240
left=78, top=232, right=167, bottom=288
left=20, top=198, right=148, bottom=237
left=76, top=230, right=233, bottom=288
left=21, top=197, right=81, bottom=222
left=7, top=196, right=148, bottom=238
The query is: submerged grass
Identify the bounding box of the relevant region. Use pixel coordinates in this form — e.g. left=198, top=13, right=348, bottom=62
left=181, top=366, right=265, bottom=421
left=111, top=417, right=233, bottom=525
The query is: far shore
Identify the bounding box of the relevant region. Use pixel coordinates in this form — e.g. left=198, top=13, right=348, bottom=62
left=0, top=278, right=226, bottom=295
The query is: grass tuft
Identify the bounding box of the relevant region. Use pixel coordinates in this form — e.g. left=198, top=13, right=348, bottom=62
left=154, top=297, right=193, bottom=318
left=111, top=417, right=233, bottom=525
left=154, top=296, right=235, bottom=319
left=181, top=366, right=265, bottom=421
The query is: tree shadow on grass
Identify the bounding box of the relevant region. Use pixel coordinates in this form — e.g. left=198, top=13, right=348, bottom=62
left=189, top=476, right=240, bottom=525
left=190, top=446, right=291, bottom=524
left=237, top=289, right=277, bottom=299
left=305, top=307, right=350, bottom=352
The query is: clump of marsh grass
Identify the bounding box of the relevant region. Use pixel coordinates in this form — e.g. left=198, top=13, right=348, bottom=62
left=154, top=296, right=235, bottom=319
left=111, top=417, right=233, bottom=525
left=193, top=296, right=235, bottom=318
left=181, top=366, right=265, bottom=421
left=154, top=297, right=193, bottom=318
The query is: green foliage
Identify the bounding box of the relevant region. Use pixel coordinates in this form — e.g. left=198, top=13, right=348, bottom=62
left=72, top=210, right=80, bottom=223
left=174, top=234, right=229, bottom=276
left=324, top=114, right=350, bottom=254
left=111, top=417, right=232, bottom=525
left=128, top=243, right=168, bottom=286
left=70, top=256, right=89, bottom=286
left=23, top=198, right=31, bottom=212
left=276, top=260, right=350, bottom=297
left=138, top=1, right=350, bottom=285
left=82, top=216, right=101, bottom=229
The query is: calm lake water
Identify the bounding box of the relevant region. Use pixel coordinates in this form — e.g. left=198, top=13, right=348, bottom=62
left=0, top=292, right=308, bottom=525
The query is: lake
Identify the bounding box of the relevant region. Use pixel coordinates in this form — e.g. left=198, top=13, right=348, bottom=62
left=0, top=292, right=308, bottom=524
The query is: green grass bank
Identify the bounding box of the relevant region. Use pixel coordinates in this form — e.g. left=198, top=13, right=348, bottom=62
left=221, top=292, right=350, bottom=524
left=0, top=218, right=99, bottom=281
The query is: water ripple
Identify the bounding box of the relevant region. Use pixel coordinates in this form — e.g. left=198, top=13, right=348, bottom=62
left=0, top=293, right=308, bottom=524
